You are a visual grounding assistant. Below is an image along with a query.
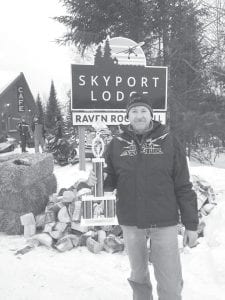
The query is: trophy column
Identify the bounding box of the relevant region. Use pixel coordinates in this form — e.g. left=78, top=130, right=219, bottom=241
left=92, top=157, right=104, bottom=197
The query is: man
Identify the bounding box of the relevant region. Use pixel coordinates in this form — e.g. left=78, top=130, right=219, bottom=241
left=31, top=116, right=46, bottom=153
left=17, top=116, right=30, bottom=152
left=54, top=116, right=63, bottom=140
left=88, top=92, right=198, bottom=300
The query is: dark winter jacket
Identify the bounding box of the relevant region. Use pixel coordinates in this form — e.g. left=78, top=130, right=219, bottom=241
left=17, top=121, right=30, bottom=138
left=104, top=121, right=198, bottom=231
left=55, top=120, right=63, bottom=139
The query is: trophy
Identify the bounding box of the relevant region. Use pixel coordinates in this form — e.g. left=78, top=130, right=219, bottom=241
left=80, top=127, right=117, bottom=226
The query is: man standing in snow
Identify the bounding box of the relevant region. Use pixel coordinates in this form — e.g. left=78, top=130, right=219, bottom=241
left=17, top=116, right=30, bottom=153
left=31, top=115, right=46, bottom=153
left=89, top=92, right=199, bottom=300
left=54, top=116, right=63, bottom=140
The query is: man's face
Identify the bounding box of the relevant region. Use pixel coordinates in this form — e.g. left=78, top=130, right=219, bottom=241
left=128, top=105, right=152, bottom=134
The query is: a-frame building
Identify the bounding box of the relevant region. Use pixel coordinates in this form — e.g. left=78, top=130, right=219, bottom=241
left=0, top=72, right=36, bottom=140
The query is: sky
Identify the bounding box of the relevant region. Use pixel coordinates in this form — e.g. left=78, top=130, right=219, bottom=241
left=0, top=1, right=148, bottom=107
left=0, top=0, right=85, bottom=104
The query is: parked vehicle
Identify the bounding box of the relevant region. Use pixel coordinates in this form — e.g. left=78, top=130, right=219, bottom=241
left=0, top=135, right=17, bottom=154
left=45, top=135, right=78, bottom=166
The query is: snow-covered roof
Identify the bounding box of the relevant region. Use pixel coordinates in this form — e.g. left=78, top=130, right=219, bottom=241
left=0, top=70, right=21, bottom=96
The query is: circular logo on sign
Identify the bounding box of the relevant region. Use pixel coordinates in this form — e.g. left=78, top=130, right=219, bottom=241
left=109, top=37, right=146, bottom=66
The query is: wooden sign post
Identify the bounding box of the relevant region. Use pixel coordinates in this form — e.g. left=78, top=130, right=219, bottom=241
left=78, top=126, right=86, bottom=171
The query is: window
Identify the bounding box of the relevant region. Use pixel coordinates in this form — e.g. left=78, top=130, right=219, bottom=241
left=8, top=117, right=20, bottom=132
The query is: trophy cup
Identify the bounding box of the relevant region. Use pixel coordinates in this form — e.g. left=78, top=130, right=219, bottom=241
left=80, top=128, right=117, bottom=226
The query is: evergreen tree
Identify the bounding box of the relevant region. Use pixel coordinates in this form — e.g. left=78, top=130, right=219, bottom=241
left=54, top=0, right=148, bottom=53
left=45, top=81, right=63, bottom=131
left=102, top=38, right=114, bottom=65
left=94, top=44, right=103, bottom=66
left=168, top=2, right=207, bottom=133
left=55, top=0, right=224, bottom=150
left=64, top=90, right=73, bottom=134
left=63, top=90, right=79, bottom=141
left=35, top=93, right=45, bottom=124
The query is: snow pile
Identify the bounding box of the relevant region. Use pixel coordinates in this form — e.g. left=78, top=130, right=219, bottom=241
left=204, top=199, right=225, bottom=286
left=204, top=200, right=225, bottom=248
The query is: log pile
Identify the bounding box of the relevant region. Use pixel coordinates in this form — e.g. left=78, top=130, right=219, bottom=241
left=190, top=174, right=217, bottom=217
left=0, top=153, right=57, bottom=234
left=19, top=185, right=124, bottom=254
left=14, top=169, right=217, bottom=253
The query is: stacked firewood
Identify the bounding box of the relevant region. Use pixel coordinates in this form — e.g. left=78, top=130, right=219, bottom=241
left=17, top=173, right=217, bottom=254
left=18, top=185, right=124, bottom=255
left=191, top=174, right=217, bottom=217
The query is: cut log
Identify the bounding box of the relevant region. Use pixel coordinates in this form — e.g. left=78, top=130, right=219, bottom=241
left=23, top=225, right=36, bottom=238
left=55, top=236, right=74, bottom=252
left=57, top=206, right=71, bottom=223
left=71, top=201, right=82, bottom=221
left=31, top=233, right=53, bottom=248
left=54, top=222, right=68, bottom=232
left=35, top=214, right=46, bottom=229
left=43, top=222, right=55, bottom=233
left=71, top=222, right=88, bottom=233
left=66, top=234, right=80, bottom=247
left=20, top=213, right=35, bottom=226
left=86, top=237, right=102, bottom=254
left=62, top=190, right=75, bottom=203
left=49, top=230, right=64, bottom=240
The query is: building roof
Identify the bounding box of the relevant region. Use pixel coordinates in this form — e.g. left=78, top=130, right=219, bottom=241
left=0, top=71, right=25, bottom=99
left=0, top=71, right=21, bottom=96
left=0, top=71, right=35, bottom=105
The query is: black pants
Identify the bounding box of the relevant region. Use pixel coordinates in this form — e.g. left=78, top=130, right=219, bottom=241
left=20, top=134, right=27, bottom=152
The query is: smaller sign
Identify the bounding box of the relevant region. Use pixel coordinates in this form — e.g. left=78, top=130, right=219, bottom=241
left=17, top=86, right=25, bottom=112
left=72, top=111, right=166, bottom=125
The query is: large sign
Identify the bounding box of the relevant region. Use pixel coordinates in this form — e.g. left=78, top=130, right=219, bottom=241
left=71, top=37, right=168, bottom=125
left=72, top=64, right=167, bottom=111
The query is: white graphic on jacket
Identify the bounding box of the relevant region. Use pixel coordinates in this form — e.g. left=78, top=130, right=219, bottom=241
left=118, top=133, right=168, bottom=157
left=119, top=139, right=137, bottom=156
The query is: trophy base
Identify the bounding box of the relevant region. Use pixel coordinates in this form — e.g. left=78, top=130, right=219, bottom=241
left=81, top=194, right=118, bottom=226
left=80, top=217, right=118, bottom=227
left=92, top=157, right=105, bottom=163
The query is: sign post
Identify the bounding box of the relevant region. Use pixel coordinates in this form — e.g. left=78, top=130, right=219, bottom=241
left=78, top=126, right=86, bottom=171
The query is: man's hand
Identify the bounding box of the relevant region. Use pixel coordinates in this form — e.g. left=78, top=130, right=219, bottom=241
left=183, top=229, right=198, bottom=248
left=86, top=170, right=97, bottom=187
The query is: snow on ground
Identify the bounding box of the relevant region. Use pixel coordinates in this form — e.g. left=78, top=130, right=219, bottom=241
left=0, top=146, right=225, bottom=299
